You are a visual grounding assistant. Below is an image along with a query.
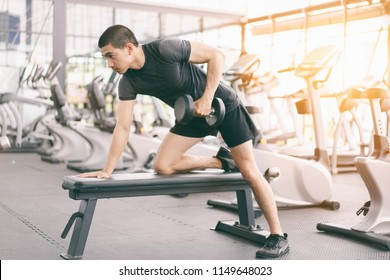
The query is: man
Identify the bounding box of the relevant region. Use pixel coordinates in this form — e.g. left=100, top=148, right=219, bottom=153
left=79, top=24, right=289, bottom=258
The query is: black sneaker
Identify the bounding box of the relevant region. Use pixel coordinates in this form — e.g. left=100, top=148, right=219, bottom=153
left=256, top=233, right=289, bottom=258
left=215, top=146, right=239, bottom=172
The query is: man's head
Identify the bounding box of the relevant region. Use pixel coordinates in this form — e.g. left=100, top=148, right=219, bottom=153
left=99, top=25, right=143, bottom=74
left=98, top=25, right=139, bottom=49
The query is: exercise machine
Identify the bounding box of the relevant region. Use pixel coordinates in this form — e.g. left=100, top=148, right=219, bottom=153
left=317, top=87, right=390, bottom=250
left=0, top=93, right=13, bottom=150
left=39, top=81, right=92, bottom=163
left=223, top=54, right=302, bottom=144
left=64, top=77, right=127, bottom=171
left=277, top=46, right=369, bottom=174
left=36, top=63, right=92, bottom=163
left=0, top=64, right=57, bottom=153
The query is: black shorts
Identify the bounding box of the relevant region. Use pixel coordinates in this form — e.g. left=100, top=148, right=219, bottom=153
left=170, top=103, right=259, bottom=148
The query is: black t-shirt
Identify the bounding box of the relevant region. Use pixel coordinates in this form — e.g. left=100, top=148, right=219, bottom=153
left=118, top=38, right=239, bottom=111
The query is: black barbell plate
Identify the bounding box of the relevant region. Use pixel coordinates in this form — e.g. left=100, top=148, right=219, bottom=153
left=205, top=97, right=225, bottom=127
left=174, top=95, right=194, bottom=125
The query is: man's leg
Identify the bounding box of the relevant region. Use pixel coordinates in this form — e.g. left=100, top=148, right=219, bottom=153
left=231, top=140, right=289, bottom=258
left=153, top=132, right=222, bottom=174
left=230, top=140, right=283, bottom=235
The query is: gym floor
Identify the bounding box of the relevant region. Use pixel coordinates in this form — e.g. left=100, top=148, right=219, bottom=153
left=1, top=152, right=389, bottom=260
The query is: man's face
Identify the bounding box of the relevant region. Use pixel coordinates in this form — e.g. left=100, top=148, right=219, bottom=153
left=100, top=43, right=131, bottom=74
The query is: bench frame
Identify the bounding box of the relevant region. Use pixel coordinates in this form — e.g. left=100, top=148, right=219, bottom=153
left=60, top=172, right=269, bottom=259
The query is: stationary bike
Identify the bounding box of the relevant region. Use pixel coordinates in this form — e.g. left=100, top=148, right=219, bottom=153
left=317, top=87, right=390, bottom=249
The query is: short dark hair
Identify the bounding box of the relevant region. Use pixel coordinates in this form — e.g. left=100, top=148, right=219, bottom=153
left=98, top=25, right=139, bottom=49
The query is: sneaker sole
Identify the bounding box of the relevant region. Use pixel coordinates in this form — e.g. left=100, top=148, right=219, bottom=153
left=255, top=246, right=289, bottom=259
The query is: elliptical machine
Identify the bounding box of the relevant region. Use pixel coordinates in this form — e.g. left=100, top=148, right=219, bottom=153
left=317, top=87, right=390, bottom=249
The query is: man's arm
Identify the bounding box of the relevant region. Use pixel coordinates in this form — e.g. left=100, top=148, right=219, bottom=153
left=188, top=41, right=225, bottom=116
left=78, top=99, right=135, bottom=178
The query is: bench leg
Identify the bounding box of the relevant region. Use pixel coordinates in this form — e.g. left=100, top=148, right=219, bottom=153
left=61, top=199, right=97, bottom=260
left=215, top=189, right=269, bottom=244
left=236, top=188, right=256, bottom=227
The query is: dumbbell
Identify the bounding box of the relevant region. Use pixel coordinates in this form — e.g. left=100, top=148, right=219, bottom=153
left=174, top=95, right=225, bottom=127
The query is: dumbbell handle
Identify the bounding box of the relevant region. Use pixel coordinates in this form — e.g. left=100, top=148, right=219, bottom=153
left=194, top=105, right=215, bottom=117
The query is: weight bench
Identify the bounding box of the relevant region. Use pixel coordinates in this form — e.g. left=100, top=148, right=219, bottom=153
left=60, top=171, right=269, bottom=259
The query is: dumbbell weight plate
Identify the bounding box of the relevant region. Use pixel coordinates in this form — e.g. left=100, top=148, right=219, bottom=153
left=174, top=95, right=194, bottom=125
left=205, top=97, right=225, bottom=127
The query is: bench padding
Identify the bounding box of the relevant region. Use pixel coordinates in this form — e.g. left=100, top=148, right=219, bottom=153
left=63, top=171, right=249, bottom=199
